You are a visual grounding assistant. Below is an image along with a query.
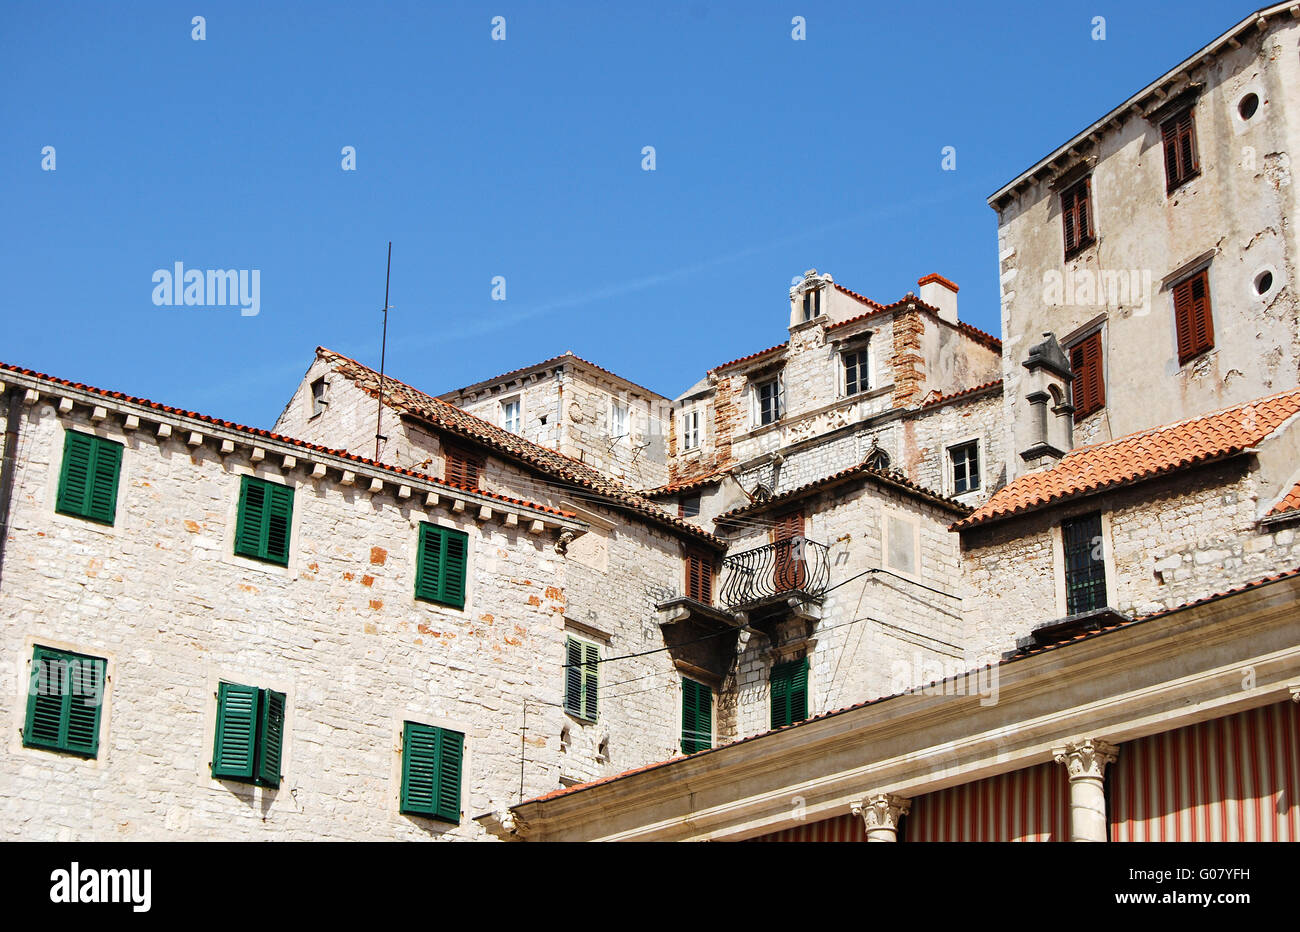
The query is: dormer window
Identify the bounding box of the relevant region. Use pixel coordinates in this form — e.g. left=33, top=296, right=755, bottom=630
left=802, top=287, right=822, bottom=322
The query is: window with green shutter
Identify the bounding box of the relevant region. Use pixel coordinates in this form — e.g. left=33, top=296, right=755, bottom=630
left=23, top=646, right=106, bottom=757
left=234, top=476, right=294, bottom=565
left=770, top=657, right=808, bottom=730
left=400, top=721, right=464, bottom=823
left=211, top=681, right=286, bottom=788
left=563, top=636, right=599, bottom=722
left=415, top=522, right=469, bottom=609
left=681, top=677, right=712, bottom=755
left=56, top=430, right=122, bottom=525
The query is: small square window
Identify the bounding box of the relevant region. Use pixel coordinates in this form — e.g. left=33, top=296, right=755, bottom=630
left=948, top=441, right=980, bottom=494
left=234, top=476, right=294, bottom=565
left=415, top=522, right=469, bottom=609
left=56, top=430, right=123, bottom=526
left=679, top=494, right=701, bottom=519
left=444, top=444, right=484, bottom=489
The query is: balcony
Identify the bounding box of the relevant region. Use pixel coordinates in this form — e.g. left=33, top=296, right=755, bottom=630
left=718, top=538, right=830, bottom=614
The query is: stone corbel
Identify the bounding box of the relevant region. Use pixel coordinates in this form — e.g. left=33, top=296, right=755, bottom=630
left=555, top=528, right=578, bottom=555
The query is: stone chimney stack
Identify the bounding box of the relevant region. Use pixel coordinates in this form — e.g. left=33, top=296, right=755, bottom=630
left=917, top=274, right=958, bottom=324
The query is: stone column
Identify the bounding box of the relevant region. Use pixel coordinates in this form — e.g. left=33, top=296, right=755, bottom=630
left=851, top=793, right=911, bottom=842
left=1053, top=739, right=1119, bottom=842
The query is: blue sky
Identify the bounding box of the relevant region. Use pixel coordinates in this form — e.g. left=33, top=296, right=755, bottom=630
left=1, top=1, right=1261, bottom=428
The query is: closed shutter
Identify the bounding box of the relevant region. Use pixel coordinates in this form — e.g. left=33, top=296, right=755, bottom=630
left=23, top=646, right=105, bottom=757
left=234, top=476, right=294, bottom=565
left=1061, top=178, right=1093, bottom=257
left=257, top=689, right=286, bottom=788
left=774, top=510, right=806, bottom=592
left=1069, top=332, right=1105, bottom=420
left=1162, top=109, right=1199, bottom=191
left=401, top=722, right=440, bottom=816
left=56, top=431, right=122, bottom=525
left=771, top=657, right=808, bottom=729
left=685, top=548, right=712, bottom=604
left=416, top=523, right=469, bottom=608
left=907, top=761, right=1069, bottom=841
left=444, top=445, right=483, bottom=489
left=212, top=682, right=259, bottom=780
left=583, top=642, right=599, bottom=721
left=564, top=637, right=584, bottom=717
left=1110, top=700, right=1300, bottom=841
left=682, top=678, right=712, bottom=754
left=401, top=722, right=463, bottom=823
left=1173, top=271, right=1214, bottom=365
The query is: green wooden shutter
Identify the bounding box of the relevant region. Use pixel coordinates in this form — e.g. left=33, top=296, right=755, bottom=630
left=257, top=689, right=286, bottom=788
left=771, top=662, right=791, bottom=729
left=57, top=431, right=122, bottom=525
left=435, top=729, right=464, bottom=823
left=401, top=721, right=440, bottom=816
left=771, top=658, right=808, bottom=729
left=235, top=477, right=293, bottom=565
left=416, top=524, right=469, bottom=608
left=23, top=646, right=105, bottom=757
left=682, top=678, right=712, bottom=755
left=212, top=682, right=259, bottom=780
left=789, top=657, right=809, bottom=725
left=564, top=638, right=583, bottom=717
left=583, top=642, right=599, bottom=721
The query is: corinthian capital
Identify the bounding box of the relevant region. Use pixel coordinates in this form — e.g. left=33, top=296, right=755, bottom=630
left=1052, top=739, right=1119, bottom=780
left=851, top=793, right=911, bottom=831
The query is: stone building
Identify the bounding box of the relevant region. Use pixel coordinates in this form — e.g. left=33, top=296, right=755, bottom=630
left=3, top=2, right=1298, bottom=844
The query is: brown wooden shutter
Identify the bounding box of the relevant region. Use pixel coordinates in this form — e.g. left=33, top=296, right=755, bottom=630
left=1068, top=331, right=1105, bottom=421
left=444, top=443, right=484, bottom=489
left=685, top=548, right=713, bottom=604
left=1173, top=270, right=1213, bottom=364
left=1162, top=109, right=1198, bottom=191
left=1061, top=179, right=1093, bottom=258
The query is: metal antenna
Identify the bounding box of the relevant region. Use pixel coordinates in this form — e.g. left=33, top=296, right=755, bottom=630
left=374, top=241, right=392, bottom=462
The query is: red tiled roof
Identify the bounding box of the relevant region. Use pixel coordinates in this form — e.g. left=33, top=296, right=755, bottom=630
left=1267, top=480, right=1300, bottom=517
left=0, top=360, right=573, bottom=519
left=715, top=458, right=971, bottom=522
left=832, top=281, right=887, bottom=310
left=708, top=342, right=787, bottom=374
left=956, top=388, right=1300, bottom=530
left=920, top=379, right=1003, bottom=409
left=514, top=566, right=1300, bottom=808
left=317, top=348, right=725, bottom=548
left=643, top=473, right=727, bottom=497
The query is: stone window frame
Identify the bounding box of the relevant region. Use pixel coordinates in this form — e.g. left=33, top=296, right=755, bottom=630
left=678, top=674, right=715, bottom=755
left=945, top=437, right=982, bottom=496
left=198, top=665, right=296, bottom=793
left=387, top=710, right=474, bottom=828
left=44, top=413, right=133, bottom=543
left=1061, top=317, right=1107, bottom=423
left=309, top=377, right=330, bottom=419
left=221, top=465, right=305, bottom=579
left=680, top=408, right=701, bottom=452
left=1050, top=509, right=1118, bottom=618
left=608, top=398, right=630, bottom=444
left=562, top=629, right=604, bottom=726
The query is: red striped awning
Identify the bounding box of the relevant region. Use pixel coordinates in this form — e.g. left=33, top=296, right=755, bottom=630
left=750, top=812, right=865, bottom=842
left=906, top=761, right=1069, bottom=842
left=1110, top=699, right=1300, bottom=841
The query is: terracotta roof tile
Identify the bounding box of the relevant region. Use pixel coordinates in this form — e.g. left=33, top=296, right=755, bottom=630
left=956, top=388, right=1300, bottom=530
left=643, top=473, right=727, bottom=497
left=317, top=348, right=725, bottom=548
left=1267, top=480, right=1300, bottom=517
left=0, top=360, right=572, bottom=519
left=708, top=342, right=787, bottom=374
left=831, top=281, right=887, bottom=309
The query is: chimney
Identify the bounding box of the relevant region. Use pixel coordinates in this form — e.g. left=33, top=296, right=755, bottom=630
left=917, top=274, right=958, bottom=324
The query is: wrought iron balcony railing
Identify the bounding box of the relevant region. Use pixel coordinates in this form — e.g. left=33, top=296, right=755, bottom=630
left=718, top=538, right=830, bottom=610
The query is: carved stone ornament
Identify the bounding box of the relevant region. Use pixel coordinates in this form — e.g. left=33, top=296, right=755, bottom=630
left=1052, top=739, right=1119, bottom=780
left=851, top=793, right=911, bottom=830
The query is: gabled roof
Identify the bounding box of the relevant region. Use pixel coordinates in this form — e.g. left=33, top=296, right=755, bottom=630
left=316, top=348, right=725, bottom=548
left=715, top=458, right=971, bottom=524
left=826, top=291, right=1003, bottom=351
left=0, top=360, right=572, bottom=519
left=956, top=388, right=1300, bottom=530
left=920, top=379, right=1003, bottom=409
left=708, top=343, right=787, bottom=374
left=438, top=350, right=668, bottom=403
left=642, top=472, right=728, bottom=497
